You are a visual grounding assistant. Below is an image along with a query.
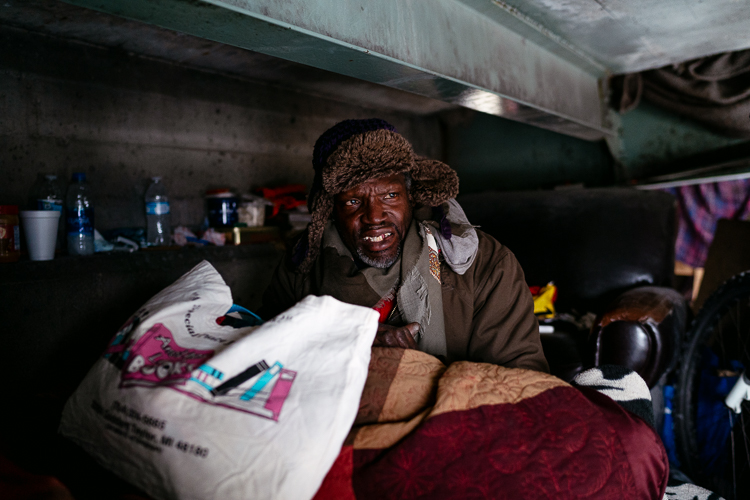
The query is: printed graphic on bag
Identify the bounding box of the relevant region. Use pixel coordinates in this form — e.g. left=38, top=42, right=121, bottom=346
left=121, top=324, right=215, bottom=388
left=104, top=319, right=296, bottom=422
left=104, top=310, right=149, bottom=369
left=186, top=362, right=297, bottom=421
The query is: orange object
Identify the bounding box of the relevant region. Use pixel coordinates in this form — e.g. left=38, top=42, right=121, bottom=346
left=0, top=205, right=20, bottom=262
left=530, top=282, right=557, bottom=319
left=257, top=185, right=307, bottom=217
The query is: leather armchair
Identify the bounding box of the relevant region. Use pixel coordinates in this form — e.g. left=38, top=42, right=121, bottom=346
left=589, top=286, right=687, bottom=388
left=458, top=188, right=687, bottom=387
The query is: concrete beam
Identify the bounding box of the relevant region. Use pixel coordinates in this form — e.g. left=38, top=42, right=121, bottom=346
left=62, top=0, right=612, bottom=140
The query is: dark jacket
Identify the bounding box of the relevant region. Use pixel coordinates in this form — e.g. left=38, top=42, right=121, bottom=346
left=260, top=230, right=549, bottom=373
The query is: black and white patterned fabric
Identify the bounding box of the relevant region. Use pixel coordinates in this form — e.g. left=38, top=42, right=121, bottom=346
left=573, top=364, right=655, bottom=428
left=663, top=479, right=724, bottom=500
left=573, top=365, right=726, bottom=500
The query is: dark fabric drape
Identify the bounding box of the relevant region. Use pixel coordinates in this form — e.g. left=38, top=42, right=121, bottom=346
left=612, top=49, right=750, bottom=138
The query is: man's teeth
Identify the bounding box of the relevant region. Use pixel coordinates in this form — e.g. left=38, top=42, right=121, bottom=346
left=364, top=233, right=391, bottom=242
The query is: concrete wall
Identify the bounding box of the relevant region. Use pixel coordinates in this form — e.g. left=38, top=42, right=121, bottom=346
left=443, top=110, right=615, bottom=191
left=0, top=24, right=443, bottom=232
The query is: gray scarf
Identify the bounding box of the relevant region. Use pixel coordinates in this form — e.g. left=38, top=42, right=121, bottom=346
left=320, top=220, right=447, bottom=358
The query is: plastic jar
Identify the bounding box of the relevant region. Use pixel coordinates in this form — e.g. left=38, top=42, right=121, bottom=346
left=205, top=189, right=238, bottom=228
left=0, top=205, right=21, bottom=262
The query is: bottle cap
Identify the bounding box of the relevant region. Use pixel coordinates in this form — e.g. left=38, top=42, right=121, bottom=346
left=152, top=176, right=162, bottom=182
left=205, top=188, right=235, bottom=198
left=72, top=172, right=86, bottom=182
left=0, top=205, right=19, bottom=215
left=45, top=174, right=58, bottom=181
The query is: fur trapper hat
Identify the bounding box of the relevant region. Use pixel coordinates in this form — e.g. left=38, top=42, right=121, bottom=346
left=294, top=118, right=459, bottom=273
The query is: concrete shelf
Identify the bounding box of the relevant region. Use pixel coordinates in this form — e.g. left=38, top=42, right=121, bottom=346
left=0, top=242, right=284, bottom=393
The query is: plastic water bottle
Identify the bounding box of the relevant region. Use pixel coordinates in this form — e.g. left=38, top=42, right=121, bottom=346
left=145, top=177, right=171, bottom=246
left=66, top=172, right=95, bottom=256
left=29, top=174, right=64, bottom=212
left=29, top=174, right=65, bottom=250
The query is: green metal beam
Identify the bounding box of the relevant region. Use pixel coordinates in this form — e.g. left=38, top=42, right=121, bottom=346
left=607, top=102, right=746, bottom=182
left=61, top=0, right=611, bottom=140
left=445, top=112, right=614, bottom=192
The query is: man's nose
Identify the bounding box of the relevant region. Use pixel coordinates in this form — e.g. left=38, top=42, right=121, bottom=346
left=361, top=199, right=386, bottom=224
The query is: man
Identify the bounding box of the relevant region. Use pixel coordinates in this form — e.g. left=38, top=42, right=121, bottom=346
left=261, top=119, right=548, bottom=372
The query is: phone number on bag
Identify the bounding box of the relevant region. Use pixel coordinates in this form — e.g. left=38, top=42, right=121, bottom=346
left=175, top=440, right=209, bottom=458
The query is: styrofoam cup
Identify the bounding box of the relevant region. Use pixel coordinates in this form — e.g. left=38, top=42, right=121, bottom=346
left=20, top=210, right=61, bottom=261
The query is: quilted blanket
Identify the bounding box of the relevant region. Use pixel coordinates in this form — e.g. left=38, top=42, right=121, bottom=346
left=314, top=348, right=669, bottom=500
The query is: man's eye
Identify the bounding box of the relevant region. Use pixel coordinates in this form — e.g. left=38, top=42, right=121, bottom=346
left=344, top=199, right=359, bottom=206
left=385, top=193, right=397, bottom=199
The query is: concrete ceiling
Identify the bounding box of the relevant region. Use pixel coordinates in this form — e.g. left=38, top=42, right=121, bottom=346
left=51, top=0, right=615, bottom=139
left=0, top=0, right=456, bottom=117
left=4, top=0, right=750, bottom=143
left=491, top=0, right=750, bottom=74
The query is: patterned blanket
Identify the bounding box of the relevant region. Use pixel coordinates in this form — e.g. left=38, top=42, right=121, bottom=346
left=0, top=349, right=724, bottom=499
left=314, top=348, right=669, bottom=500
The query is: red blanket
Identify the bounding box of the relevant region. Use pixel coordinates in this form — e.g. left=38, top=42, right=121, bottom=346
left=1, top=348, right=668, bottom=499
left=314, top=348, right=668, bottom=500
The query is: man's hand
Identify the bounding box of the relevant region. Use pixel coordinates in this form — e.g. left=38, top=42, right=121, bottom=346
left=373, top=322, right=419, bottom=349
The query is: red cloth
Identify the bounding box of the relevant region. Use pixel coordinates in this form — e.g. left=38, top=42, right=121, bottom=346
left=312, top=446, right=356, bottom=500
left=372, top=296, right=395, bottom=324
left=316, top=387, right=667, bottom=500
left=0, top=453, right=75, bottom=500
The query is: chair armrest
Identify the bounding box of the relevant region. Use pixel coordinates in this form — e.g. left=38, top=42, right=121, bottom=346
left=588, top=286, right=688, bottom=388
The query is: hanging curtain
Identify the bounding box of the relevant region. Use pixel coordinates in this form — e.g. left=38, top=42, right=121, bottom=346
left=613, top=49, right=750, bottom=138
left=664, top=179, right=750, bottom=267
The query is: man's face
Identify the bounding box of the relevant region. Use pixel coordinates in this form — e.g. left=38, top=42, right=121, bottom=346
left=333, top=173, right=413, bottom=269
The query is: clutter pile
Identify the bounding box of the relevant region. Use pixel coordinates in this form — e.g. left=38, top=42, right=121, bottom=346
left=2, top=174, right=309, bottom=261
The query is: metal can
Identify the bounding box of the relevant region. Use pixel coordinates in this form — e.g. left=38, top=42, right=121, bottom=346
left=205, top=189, right=238, bottom=228
left=0, top=205, right=21, bottom=262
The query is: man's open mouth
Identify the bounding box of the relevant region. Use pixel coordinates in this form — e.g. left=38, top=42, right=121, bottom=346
left=363, top=232, right=392, bottom=243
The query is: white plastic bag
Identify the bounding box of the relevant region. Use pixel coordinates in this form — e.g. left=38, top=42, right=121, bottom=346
left=59, top=260, right=378, bottom=500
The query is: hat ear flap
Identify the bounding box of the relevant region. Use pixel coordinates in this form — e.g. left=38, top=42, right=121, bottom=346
left=410, top=156, right=459, bottom=207
left=296, top=195, right=333, bottom=274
